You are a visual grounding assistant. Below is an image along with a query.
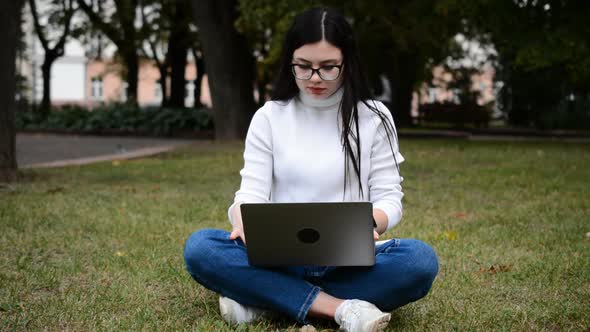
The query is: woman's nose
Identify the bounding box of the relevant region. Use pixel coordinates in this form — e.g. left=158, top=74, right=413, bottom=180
left=309, top=71, right=323, bottom=83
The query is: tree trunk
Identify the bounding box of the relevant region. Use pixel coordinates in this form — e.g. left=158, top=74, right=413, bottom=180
left=77, top=0, right=139, bottom=105
left=190, top=0, right=256, bottom=140
left=256, top=81, right=266, bottom=106
left=169, top=0, right=190, bottom=108
left=0, top=0, right=23, bottom=182
left=169, top=45, right=188, bottom=108
left=124, top=50, right=138, bottom=104
left=192, top=48, right=205, bottom=109
left=386, top=52, right=418, bottom=127
left=388, top=74, right=414, bottom=127
left=158, top=65, right=169, bottom=107
left=40, top=56, right=55, bottom=115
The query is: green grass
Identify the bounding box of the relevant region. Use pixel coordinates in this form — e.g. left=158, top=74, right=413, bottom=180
left=1, top=139, right=589, bottom=331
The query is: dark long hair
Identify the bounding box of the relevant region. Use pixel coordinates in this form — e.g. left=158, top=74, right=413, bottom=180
left=271, top=7, right=401, bottom=199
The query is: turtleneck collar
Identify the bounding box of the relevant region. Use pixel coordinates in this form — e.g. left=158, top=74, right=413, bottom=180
left=298, top=87, right=343, bottom=109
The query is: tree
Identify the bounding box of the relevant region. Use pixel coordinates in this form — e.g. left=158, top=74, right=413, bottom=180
left=141, top=0, right=202, bottom=108
left=457, top=0, right=590, bottom=127
left=29, top=0, right=77, bottom=116
left=236, top=0, right=309, bottom=106
left=77, top=0, right=144, bottom=104
left=0, top=0, right=24, bottom=182
left=74, top=0, right=108, bottom=60
left=139, top=0, right=171, bottom=107
left=168, top=0, right=192, bottom=108
left=191, top=47, right=205, bottom=108
left=190, top=0, right=257, bottom=140
left=237, top=0, right=463, bottom=126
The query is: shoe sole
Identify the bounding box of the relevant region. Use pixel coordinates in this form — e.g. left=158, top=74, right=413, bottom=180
left=363, top=312, right=391, bottom=332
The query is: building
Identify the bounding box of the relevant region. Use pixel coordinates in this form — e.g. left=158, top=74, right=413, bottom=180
left=18, top=1, right=211, bottom=109
left=412, top=64, right=497, bottom=114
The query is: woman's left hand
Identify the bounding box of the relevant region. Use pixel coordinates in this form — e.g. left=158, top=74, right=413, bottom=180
left=373, top=230, right=379, bottom=241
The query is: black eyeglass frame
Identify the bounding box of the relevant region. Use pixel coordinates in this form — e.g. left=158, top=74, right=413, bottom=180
left=290, top=63, right=343, bottom=81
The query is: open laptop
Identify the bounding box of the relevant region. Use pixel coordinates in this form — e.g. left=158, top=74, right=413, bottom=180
left=240, top=202, right=375, bottom=267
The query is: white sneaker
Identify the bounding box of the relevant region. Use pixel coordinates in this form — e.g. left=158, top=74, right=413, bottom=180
left=335, top=300, right=391, bottom=332
left=218, top=296, right=269, bottom=325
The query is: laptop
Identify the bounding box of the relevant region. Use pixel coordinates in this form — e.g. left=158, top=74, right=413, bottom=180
left=240, top=202, right=375, bottom=267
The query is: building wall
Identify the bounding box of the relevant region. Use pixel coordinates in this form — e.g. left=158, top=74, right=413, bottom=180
left=86, top=60, right=124, bottom=105
left=51, top=57, right=86, bottom=103
left=85, top=58, right=210, bottom=108
left=416, top=65, right=496, bottom=105
left=411, top=64, right=496, bottom=117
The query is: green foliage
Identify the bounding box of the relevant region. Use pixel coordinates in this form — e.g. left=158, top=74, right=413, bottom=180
left=536, top=98, right=590, bottom=130
left=236, top=0, right=314, bottom=100
left=236, top=0, right=465, bottom=124
left=16, top=104, right=214, bottom=136
left=458, top=1, right=590, bottom=127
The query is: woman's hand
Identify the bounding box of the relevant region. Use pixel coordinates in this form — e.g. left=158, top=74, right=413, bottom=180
left=229, top=218, right=247, bottom=245
left=229, top=202, right=247, bottom=245
left=373, top=229, right=379, bottom=241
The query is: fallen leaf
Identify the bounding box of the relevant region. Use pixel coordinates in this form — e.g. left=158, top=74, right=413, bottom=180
left=443, top=231, right=458, bottom=241
left=487, top=264, right=512, bottom=275
left=112, top=160, right=121, bottom=166
left=115, top=251, right=126, bottom=257
left=452, top=212, right=468, bottom=219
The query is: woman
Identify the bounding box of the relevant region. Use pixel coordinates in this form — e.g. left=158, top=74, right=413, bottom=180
left=184, top=7, right=438, bottom=332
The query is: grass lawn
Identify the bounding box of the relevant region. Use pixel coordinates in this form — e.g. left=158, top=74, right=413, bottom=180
left=1, top=139, right=589, bottom=331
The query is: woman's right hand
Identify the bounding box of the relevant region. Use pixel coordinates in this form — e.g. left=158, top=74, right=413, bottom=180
left=229, top=220, right=246, bottom=245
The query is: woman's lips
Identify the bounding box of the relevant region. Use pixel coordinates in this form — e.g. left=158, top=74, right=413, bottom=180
left=308, top=87, right=327, bottom=95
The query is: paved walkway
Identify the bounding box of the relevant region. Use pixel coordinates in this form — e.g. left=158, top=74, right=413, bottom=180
left=17, top=133, right=194, bottom=168
left=16, top=130, right=589, bottom=169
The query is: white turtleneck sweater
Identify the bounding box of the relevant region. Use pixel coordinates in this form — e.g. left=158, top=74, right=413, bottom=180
left=228, top=89, right=405, bottom=231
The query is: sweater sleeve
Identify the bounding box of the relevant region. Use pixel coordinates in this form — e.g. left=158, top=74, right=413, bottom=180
left=369, top=102, right=405, bottom=231
left=227, top=103, right=273, bottom=226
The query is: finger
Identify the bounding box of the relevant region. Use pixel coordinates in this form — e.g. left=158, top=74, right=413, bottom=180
left=229, top=229, right=238, bottom=240
left=373, top=231, right=379, bottom=241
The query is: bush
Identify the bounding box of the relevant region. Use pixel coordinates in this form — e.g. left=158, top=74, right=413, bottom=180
left=16, top=103, right=214, bottom=136
left=418, top=102, right=491, bottom=128
left=535, top=99, right=590, bottom=130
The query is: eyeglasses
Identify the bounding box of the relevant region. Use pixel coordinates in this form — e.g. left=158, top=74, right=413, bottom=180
left=291, top=63, right=343, bottom=81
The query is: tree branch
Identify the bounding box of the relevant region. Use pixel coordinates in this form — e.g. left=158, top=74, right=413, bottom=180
left=113, top=0, right=137, bottom=47
left=28, top=0, right=49, bottom=51
left=54, top=0, right=77, bottom=56
left=76, top=0, right=123, bottom=46
left=139, top=0, right=163, bottom=68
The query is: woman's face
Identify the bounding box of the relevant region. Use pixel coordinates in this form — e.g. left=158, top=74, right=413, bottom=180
left=292, top=40, right=344, bottom=99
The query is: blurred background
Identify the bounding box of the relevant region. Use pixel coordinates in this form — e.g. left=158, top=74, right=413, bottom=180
left=1, top=0, right=590, bottom=178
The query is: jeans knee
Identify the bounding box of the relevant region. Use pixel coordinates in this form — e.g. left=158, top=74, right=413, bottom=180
left=406, top=239, right=439, bottom=289
left=183, top=228, right=223, bottom=275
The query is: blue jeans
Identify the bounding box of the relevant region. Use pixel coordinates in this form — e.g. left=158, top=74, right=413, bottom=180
left=183, top=228, right=438, bottom=324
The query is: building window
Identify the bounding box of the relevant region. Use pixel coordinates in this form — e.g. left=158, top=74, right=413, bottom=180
left=185, top=80, right=195, bottom=107
left=428, top=88, right=438, bottom=103
left=155, top=79, right=163, bottom=102
left=121, top=82, right=128, bottom=102
left=451, top=89, right=461, bottom=104
left=91, top=77, right=103, bottom=100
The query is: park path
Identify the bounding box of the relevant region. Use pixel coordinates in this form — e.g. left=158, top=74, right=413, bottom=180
left=16, top=130, right=589, bottom=169
left=17, top=133, right=195, bottom=168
